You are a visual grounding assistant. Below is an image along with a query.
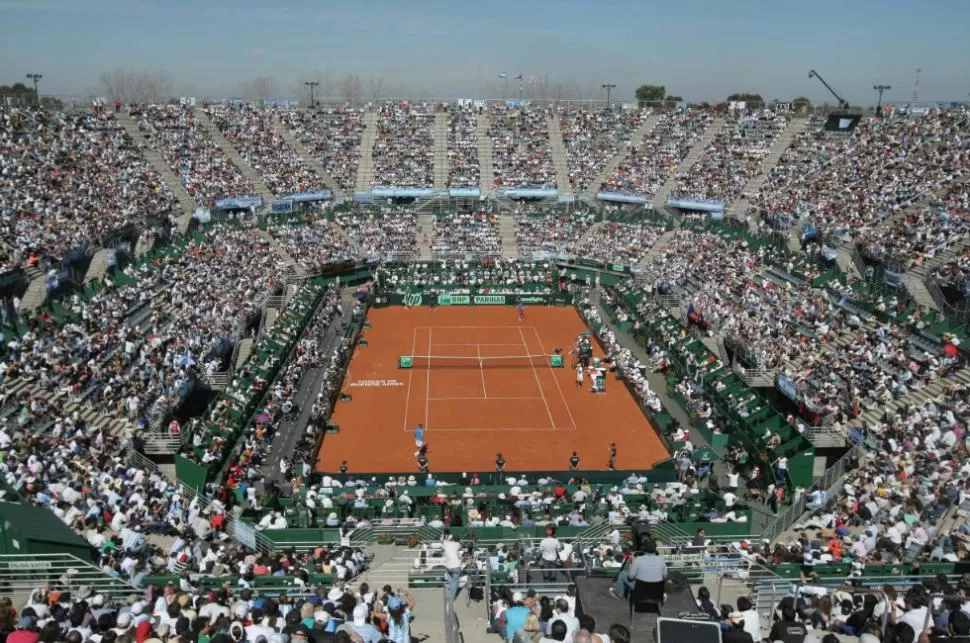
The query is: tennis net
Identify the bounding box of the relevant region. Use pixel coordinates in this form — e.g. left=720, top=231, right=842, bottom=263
left=399, top=354, right=565, bottom=369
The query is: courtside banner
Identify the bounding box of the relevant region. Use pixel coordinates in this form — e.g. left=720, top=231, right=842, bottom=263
left=391, top=293, right=552, bottom=306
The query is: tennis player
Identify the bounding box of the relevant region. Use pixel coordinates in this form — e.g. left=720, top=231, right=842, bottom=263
left=517, top=302, right=526, bottom=321
left=608, top=442, right=617, bottom=470
left=575, top=365, right=584, bottom=388
left=414, top=424, right=425, bottom=457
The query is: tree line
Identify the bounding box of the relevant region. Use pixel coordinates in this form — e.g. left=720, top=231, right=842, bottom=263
left=635, top=84, right=813, bottom=109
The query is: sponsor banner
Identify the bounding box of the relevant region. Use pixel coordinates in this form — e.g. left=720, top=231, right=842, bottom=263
left=7, top=560, right=52, bottom=570
left=438, top=294, right=470, bottom=305
left=271, top=200, right=294, bottom=213
left=474, top=295, right=506, bottom=305
left=395, top=292, right=547, bottom=306
left=281, top=189, right=332, bottom=203
left=214, top=196, right=263, bottom=210
left=350, top=379, right=405, bottom=388
left=661, top=553, right=706, bottom=564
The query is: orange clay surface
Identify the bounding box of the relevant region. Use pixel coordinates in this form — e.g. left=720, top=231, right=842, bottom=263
left=318, top=306, right=669, bottom=474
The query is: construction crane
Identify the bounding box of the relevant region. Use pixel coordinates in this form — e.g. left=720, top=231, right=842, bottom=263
left=808, top=69, right=850, bottom=109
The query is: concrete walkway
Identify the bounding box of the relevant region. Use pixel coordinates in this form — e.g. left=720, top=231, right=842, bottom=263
left=262, top=302, right=353, bottom=483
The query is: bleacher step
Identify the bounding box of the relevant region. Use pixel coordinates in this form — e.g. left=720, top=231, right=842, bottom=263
left=273, top=113, right=349, bottom=198
left=433, top=112, right=449, bottom=191
left=585, top=112, right=660, bottom=200
left=476, top=114, right=494, bottom=197
left=651, top=116, right=725, bottom=209
left=545, top=114, right=573, bottom=195
left=354, top=110, right=379, bottom=193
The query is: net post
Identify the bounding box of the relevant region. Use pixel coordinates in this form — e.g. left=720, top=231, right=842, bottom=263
left=399, top=356, right=413, bottom=369
left=550, top=355, right=564, bottom=368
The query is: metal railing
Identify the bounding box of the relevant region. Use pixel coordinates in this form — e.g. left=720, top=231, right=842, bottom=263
left=443, top=593, right=462, bottom=643
left=176, top=482, right=276, bottom=555
left=732, top=361, right=776, bottom=386
left=0, top=554, right=139, bottom=603
left=760, top=442, right=863, bottom=542
left=926, top=277, right=970, bottom=323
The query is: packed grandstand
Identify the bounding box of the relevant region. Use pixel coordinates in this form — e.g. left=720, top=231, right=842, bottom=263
left=1, top=96, right=970, bottom=643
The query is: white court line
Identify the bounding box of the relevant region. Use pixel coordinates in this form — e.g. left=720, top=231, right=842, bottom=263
left=414, top=325, right=538, bottom=330
left=401, top=327, right=418, bottom=431
left=531, top=325, right=579, bottom=430
left=476, top=344, right=487, bottom=398
left=428, top=343, right=527, bottom=346
left=428, top=396, right=543, bottom=401
left=519, top=326, right=556, bottom=429
left=424, top=327, right=432, bottom=430
left=420, top=427, right=571, bottom=432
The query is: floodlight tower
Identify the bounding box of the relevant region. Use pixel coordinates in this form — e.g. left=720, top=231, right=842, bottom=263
left=26, top=73, right=42, bottom=105
left=601, top=83, right=616, bottom=107
left=873, top=84, right=891, bottom=113
left=304, top=81, right=319, bottom=108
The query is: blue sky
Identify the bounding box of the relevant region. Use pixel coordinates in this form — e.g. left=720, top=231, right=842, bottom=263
left=1, top=0, right=968, bottom=104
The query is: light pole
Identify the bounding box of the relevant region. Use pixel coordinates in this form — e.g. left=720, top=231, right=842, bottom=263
left=873, top=84, right=891, bottom=113
left=304, top=81, right=319, bottom=108
left=601, top=83, right=616, bottom=108
left=25, top=73, right=42, bottom=106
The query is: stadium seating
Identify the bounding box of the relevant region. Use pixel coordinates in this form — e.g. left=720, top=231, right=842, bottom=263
left=5, top=102, right=970, bottom=643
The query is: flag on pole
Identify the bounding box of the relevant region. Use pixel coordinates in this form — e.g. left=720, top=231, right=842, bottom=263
left=498, top=73, right=508, bottom=79
left=514, top=74, right=523, bottom=80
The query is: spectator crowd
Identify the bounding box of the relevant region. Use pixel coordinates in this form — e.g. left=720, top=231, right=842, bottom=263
left=205, top=104, right=324, bottom=196
left=1, top=107, right=177, bottom=269
left=132, top=104, right=255, bottom=206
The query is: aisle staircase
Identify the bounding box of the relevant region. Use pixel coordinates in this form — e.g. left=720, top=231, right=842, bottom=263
left=476, top=113, right=494, bottom=197
left=0, top=554, right=141, bottom=604
left=4, top=377, right=138, bottom=440
left=18, top=274, right=48, bottom=312
left=730, top=116, right=813, bottom=232
left=637, top=229, right=678, bottom=269
left=498, top=215, right=519, bottom=259
left=134, top=231, right=156, bottom=258
left=115, top=110, right=195, bottom=234
left=355, top=110, right=379, bottom=193
left=197, top=111, right=277, bottom=204
left=573, top=221, right=605, bottom=250
left=256, top=229, right=306, bottom=276
left=433, top=112, right=449, bottom=191
left=584, top=113, right=660, bottom=200
left=235, top=337, right=254, bottom=370
left=84, top=248, right=114, bottom=284
left=903, top=266, right=942, bottom=311
left=651, top=116, right=726, bottom=209
left=417, top=214, right=435, bottom=260
left=835, top=240, right=861, bottom=278
left=545, top=114, right=573, bottom=194
left=273, top=114, right=349, bottom=198
left=856, top=369, right=970, bottom=428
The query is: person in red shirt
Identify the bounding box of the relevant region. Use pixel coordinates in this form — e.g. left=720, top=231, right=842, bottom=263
left=8, top=617, right=40, bottom=643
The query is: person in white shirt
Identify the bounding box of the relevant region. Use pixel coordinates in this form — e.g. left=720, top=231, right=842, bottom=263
left=548, top=598, right=580, bottom=643
left=540, top=529, right=563, bottom=583
left=893, top=594, right=929, bottom=637
left=735, top=596, right=761, bottom=642
left=441, top=530, right=463, bottom=601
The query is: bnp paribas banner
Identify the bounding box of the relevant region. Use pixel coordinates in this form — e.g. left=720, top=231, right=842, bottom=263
left=400, top=293, right=551, bottom=306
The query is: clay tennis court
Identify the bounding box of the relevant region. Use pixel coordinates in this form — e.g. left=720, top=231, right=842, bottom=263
left=318, top=306, right=669, bottom=474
